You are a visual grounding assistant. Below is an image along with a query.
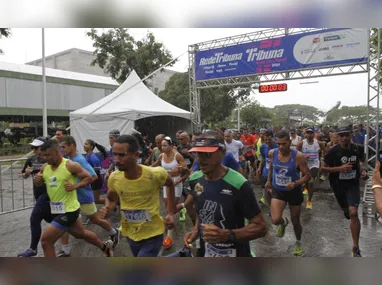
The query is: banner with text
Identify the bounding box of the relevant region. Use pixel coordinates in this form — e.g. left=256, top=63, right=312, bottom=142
left=195, top=28, right=369, bottom=81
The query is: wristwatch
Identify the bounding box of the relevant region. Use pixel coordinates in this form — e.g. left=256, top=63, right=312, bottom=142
left=227, top=229, right=236, bottom=243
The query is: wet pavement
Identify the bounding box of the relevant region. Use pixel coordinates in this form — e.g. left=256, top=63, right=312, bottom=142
left=0, top=179, right=382, bottom=257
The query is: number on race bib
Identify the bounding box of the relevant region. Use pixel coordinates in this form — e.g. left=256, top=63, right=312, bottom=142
left=204, top=243, right=236, bottom=257
left=122, top=210, right=151, bottom=223
left=275, top=175, right=292, bottom=186
left=339, top=170, right=356, bottom=180
left=50, top=202, right=66, bottom=214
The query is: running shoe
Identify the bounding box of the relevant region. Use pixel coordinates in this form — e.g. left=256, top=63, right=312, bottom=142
left=259, top=197, right=266, bottom=205
left=110, top=227, right=120, bottom=249
left=276, top=217, right=289, bottom=238
left=293, top=242, right=305, bottom=256
left=303, top=189, right=308, bottom=195
left=179, top=208, right=186, bottom=222
left=103, top=240, right=114, bottom=257
left=352, top=247, right=362, bottom=257
left=164, top=247, right=193, bottom=257
left=163, top=236, right=173, bottom=249
left=18, top=248, right=37, bottom=257
left=306, top=201, right=312, bottom=209
left=57, top=250, right=70, bottom=257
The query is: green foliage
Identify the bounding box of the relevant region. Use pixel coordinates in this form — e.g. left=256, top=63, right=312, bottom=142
left=0, top=28, right=11, bottom=55
left=270, top=104, right=324, bottom=126
left=87, top=28, right=175, bottom=84
left=240, top=102, right=273, bottom=128
left=325, top=105, right=376, bottom=125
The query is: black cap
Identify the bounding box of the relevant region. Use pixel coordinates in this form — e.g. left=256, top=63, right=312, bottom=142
left=306, top=127, right=314, bottom=133
left=336, top=125, right=352, bottom=134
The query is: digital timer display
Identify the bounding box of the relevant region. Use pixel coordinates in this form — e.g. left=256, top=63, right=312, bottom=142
left=259, top=83, right=288, bottom=93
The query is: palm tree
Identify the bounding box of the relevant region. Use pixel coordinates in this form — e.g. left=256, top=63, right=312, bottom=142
left=0, top=28, right=11, bottom=54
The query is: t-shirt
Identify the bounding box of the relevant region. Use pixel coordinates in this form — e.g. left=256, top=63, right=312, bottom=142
left=22, top=155, right=47, bottom=199
left=86, top=152, right=102, bottom=169
left=324, top=144, right=364, bottom=187
left=192, top=152, right=240, bottom=172
left=188, top=168, right=261, bottom=257
left=108, top=165, right=168, bottom=241
left=260, top=143, right=278, bottom=177
left=225, top=140, right=244, bottom=162
left=70, top=154, right=96, bottom=204
left=240, top=135, right=256, bottom=156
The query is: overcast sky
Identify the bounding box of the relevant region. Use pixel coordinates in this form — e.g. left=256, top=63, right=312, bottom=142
left=0, top=28, right=373, bottom=112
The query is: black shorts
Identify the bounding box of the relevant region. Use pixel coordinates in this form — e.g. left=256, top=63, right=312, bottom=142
left=91, top=171, right=103, bottom=190
left=51, top=209, right=80, bottom=231
left=332, top=183, right=360, bottom=209
left=309, top=167, right=319, bottom=180
left=272, top=187, right=304, bottom=206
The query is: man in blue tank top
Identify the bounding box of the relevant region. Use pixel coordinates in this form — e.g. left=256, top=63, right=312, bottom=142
left=265, top=131, right=311, bottom=256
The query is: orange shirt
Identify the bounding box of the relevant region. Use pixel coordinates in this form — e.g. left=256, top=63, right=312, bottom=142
left=240, top=134, right=256, bottom=156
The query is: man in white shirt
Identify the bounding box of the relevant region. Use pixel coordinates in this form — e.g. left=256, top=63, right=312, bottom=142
left=224, top=129, right=244, bottom=162
left=290, top=129, right=302, bottom=150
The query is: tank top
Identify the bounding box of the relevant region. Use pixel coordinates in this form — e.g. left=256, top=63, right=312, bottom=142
left=302, top=139, right=320, bottom=169
left=291, top=136, right=301, bottom=150
left=161, top=153, right=180, bottom=179
left=272, top=149, right=300, bottom=191
left=256, top=139, right=263, bottom=160
left=43, top=158, right=79, bottom=213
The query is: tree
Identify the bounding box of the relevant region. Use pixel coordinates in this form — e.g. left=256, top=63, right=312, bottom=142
left=325, top=105, right=377, bottom=125
left=271, top=104, right=324, bottom=126
left=87, top=28, right=176, bottom=84
left=240, top=102, right=273, bottom=128
left=0, top=28, right=11, bottom=55
left=159, top=72, right=252, bottom=124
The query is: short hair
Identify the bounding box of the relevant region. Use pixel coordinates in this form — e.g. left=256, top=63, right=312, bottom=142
left=63, top=135, right=77, bottom=146
left=40, top=139, right=59, bottom=151
left=56, top=128, right=67, bottom=135
left=264, top=130, right=274, bottom=138
left=115, top=135, right=140, bottom=153
left=276, top=131, right=290, bottom=140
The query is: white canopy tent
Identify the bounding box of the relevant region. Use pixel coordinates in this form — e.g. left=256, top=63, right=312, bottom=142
left=70, top=70, right=191, bottom=152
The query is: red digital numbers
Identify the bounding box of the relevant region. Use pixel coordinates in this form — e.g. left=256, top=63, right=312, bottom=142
left=259, top=83, right=287, bottom=93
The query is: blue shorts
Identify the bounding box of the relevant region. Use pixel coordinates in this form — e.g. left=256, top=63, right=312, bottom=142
left=126, top=234, right=163, bottom=257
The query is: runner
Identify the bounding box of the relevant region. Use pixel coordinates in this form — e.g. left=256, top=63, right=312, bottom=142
left=321, top=125, right=368, bottom=257
left=182, top=130, right=267, bottom=257
left=265, top=130, right=311, bottom=256
left=151, top=136, right=189, bottom=248
left=144, top=134, right=165, bottom=165
left=224, top=129, right=244, bottom=162
left=18, top=137, right=51, bottom=257
left=57, top=136, right=119, bottom=257
left=35, top=139, right=113, bottom=257
left=105, top=129, right=120, bottom=182
left=297, top=127, right=325, bottom=209
left=98, top=134, right=176, bottom=257
left=55, top=128, right=68, bottom=156
left=257, top=130, right=278, bottom=208
left=290, top=129, right=302, bottom=150
left=240, top=130, right=256, bottom=170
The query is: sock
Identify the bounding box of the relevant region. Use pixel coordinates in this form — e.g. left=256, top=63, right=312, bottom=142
left=108, top=228, right=117, bottom=236
left=167, top=229, right=173, bottom=239
left=61, top=244, right=71, bottom=255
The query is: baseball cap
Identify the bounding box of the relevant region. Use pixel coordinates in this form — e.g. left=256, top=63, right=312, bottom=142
left=188, top=138, right=225, bottom=153
left=29, top=137, right=47, bottom=147
left=337, top=125, right=352, bottom=134
left=306, top=127, right=314, bottom=133
left=109, top=129, right=120, bottom=137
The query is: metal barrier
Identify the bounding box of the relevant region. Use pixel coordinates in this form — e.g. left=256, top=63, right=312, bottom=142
left=0, top=158, right=35, bottom=215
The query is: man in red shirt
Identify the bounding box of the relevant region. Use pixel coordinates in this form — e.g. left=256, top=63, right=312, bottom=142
left=240, top=130, right=256, bottom=168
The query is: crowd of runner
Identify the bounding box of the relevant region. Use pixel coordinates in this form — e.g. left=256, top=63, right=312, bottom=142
left=16, top=123, right=382, bottom=258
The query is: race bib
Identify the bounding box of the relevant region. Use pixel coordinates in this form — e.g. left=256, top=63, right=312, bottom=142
left=50, top=202, right=65, bottom=214
left=339, top=170, right=356, bottom=180
left=205, top=243, right=236, bottom=257
left=275, top=175, right=291, bottom=186
left=265, top=159, right=270, bottom=169
left=122, top=210, right=151, bottom=223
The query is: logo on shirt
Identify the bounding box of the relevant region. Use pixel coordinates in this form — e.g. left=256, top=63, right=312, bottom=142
left=220, top=189, right=232, bottom=195
left=194, top=183, right=204, bottom=196
left=341, top=155, right=357, bottom=164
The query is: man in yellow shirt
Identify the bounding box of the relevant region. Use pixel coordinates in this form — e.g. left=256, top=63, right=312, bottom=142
left=99, top=135, right=175, bottom=257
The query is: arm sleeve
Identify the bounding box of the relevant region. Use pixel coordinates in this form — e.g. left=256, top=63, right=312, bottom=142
left=21, top=158, right=32, bottom=173
left=237, top=181, right=262, bottom=219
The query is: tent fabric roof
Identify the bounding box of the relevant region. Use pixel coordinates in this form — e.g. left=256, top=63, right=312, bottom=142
left=0, top=61, right=118, bottom=86
left=70, top=70, right=190, bottom=121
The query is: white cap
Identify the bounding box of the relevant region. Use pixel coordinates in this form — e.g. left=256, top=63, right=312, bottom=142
left=29, top=139, right=45, bottom=147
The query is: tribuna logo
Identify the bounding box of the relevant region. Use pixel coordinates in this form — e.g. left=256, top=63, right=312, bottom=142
left=198, top=48, right=284, bottom=66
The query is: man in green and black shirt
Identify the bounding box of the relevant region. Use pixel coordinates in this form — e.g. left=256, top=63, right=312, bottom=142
left=182, top=131, right=267, bottom=257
